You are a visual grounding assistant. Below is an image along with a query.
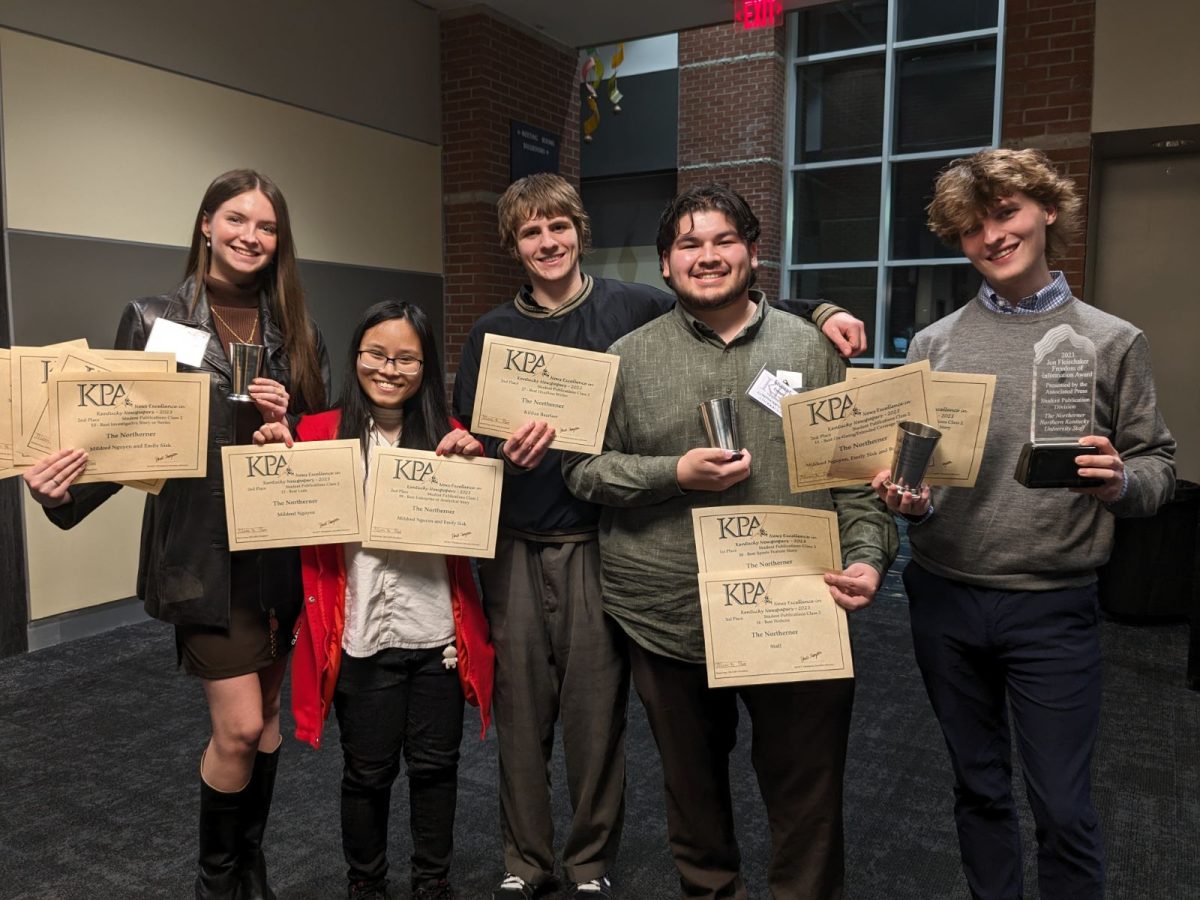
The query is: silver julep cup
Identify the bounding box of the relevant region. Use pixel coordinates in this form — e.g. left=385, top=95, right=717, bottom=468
left=229, top=342, right=265, bottom=402
left=888, top=420, right=942, bottom=491
left=700, top=398, right=740, bottom=453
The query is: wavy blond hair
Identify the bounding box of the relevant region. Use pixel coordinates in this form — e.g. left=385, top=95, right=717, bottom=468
left=926, top=148, right=1082, bottom=262
left=497, top=173, right=592, bottom=256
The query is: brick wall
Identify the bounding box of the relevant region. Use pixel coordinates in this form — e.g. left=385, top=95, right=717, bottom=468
left=677, top=23, right=787, bottom=300
left=1002, top=0, right=1096, bottom=294
left=440, top=11, right=579, bottom=383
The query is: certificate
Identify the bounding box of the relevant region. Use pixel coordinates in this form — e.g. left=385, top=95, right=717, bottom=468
left=221, top=439, right=366, bottom=550
left=844, top=366, right=995, bottom=487
left=10, top=340, right=88, bottom=465
left=692, top=505, right=841, bottom=573
left=470, top=334, right=620, bottom=454
left=781, top=360, right=934, bottom=492
left=0, top=350, right=17, bottom=479
left=363, top=447, right=503, bottom=557
left=925, top=371, right=996, bottom=487
left=696, top=566, right=854, bottom=688
left=47, top=372, right=209, bottom=482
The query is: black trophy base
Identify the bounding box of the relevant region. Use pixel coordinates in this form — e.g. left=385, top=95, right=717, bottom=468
left=1013, top=441, right=1103, bottom=489
left=231, top=398, right=263, bottom=445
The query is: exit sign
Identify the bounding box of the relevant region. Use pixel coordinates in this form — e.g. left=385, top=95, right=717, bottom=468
left=734, top=0, right=783, bottom=29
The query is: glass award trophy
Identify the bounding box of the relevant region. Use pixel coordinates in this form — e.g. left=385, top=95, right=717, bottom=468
left=1014, top=324, right=1102, bottom=488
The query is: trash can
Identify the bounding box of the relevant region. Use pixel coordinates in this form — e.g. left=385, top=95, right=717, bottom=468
left=1097, top=480, right=1199, bottom=620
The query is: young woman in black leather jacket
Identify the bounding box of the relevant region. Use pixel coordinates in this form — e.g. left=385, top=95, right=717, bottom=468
left=23, top=169, right=330, bottom=899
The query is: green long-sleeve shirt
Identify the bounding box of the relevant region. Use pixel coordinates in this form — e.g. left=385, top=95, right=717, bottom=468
left=563, top=296, right=898, bottom=663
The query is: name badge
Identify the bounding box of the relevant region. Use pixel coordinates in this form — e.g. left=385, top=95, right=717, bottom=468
left=145, top=318, right=210, bottom=368
left=746, top=365, right=799, bottom=417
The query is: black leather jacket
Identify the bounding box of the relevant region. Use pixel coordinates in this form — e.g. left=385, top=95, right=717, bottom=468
left=46, top=278, right=331, bottom=628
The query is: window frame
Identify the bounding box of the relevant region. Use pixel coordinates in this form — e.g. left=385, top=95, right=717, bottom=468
left=782, top=1, right=1007, bottom=366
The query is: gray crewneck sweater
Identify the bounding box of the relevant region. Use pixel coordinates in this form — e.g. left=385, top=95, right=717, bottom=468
left=907, top=294, right=1175, bottom=591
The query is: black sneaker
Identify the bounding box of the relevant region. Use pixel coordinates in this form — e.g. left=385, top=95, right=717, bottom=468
left=493, top=872, right=537, bottom=899
left=572, top=876, right=613, bottom=898
left=414, top=879, right=456, bottom=900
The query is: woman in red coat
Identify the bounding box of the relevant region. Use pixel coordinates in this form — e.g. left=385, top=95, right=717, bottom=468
left=258, top=299, right=492, bottom=900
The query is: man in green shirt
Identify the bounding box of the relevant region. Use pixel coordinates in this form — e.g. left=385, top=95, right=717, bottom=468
left=564, top=183, right=897, bottom=899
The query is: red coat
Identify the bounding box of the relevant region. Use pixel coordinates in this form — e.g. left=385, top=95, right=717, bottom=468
left=290, top=409, right=494, bottom=749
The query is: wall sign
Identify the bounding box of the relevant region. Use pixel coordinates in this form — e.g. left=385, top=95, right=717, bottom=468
left=734, top=0, right=784, bottom=29
left=510, top=121, right=560, bottom=181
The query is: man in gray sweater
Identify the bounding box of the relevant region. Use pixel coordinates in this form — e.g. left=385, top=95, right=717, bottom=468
left=565, top=183, right=897, bottom=900
left=874, top=148, right=1175, bottom=900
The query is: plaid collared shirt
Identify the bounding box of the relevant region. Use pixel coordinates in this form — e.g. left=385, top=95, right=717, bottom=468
left=979, top=271, right=1071, bottom=314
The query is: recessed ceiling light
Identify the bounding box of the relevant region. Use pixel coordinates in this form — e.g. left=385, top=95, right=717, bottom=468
left=1151, top=138, right=1196, bottom=149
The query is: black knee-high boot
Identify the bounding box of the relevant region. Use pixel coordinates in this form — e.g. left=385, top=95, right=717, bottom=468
left=196, top=772, right=248, bottom=899
left=238, top=742, right=281, bottom=900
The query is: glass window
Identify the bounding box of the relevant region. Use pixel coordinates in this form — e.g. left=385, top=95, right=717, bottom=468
left=795, top=55, right=885, bottom=163
left=785, top=2, right=1000, bottom=366
left=897, top=0, right=999, bottom=42
left=886, top=265, right=981, bottom=356
left=791, top=268, right=878, bottom=357
left=792, top=165, right=881, bottom=263
left=890, top=157, right=961, bottom=260
left=795, top=0, right=887, bottom=56
left=894, top=39, right=996, bottom=154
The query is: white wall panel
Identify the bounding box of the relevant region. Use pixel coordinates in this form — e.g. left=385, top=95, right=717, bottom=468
left=1, top=29, right=442, bottom=274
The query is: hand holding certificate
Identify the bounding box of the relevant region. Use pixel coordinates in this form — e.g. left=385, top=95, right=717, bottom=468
left=470, top=334, right=619, bottom=454
left=691, top=504, right=853, bottom=687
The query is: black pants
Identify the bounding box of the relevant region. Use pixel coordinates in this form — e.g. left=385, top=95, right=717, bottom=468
left=334, top=646, right=464, bottom=891
left=628, top=640, right=854, bottom=900
left=905, top=562, right=1105, bottom=900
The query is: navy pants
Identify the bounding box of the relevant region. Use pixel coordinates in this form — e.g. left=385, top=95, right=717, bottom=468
left=904, top=562, right=1105, bottom=900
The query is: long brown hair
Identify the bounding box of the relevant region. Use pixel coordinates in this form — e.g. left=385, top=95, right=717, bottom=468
left=183, top=169, right=325, bottom=411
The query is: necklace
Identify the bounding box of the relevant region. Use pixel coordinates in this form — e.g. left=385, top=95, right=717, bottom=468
left=210, top=305, right=260, bottom=345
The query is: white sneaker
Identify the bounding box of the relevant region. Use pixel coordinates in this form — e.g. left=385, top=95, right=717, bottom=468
left=493, top=873, right=535, bottom=899
left=573, top=876, right=612, bottom=897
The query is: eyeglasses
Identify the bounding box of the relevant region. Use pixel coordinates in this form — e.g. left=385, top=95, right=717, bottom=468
left=357, top=350, right=424, bottom=375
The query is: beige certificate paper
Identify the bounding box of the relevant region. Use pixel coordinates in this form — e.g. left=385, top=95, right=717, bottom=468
left=692, top=505, right=850, bottom=687
left=47, top=372, right=209, bottom=482
left=697, top=566, right=854, bottom=687
left=0, top=350, right=17, bottom=479
left=924, top=372, right=996, bottom=487
left=470, top=334, right=620, bottom=454
left=844, top=366, right=996, bottom=487
left=25, top=347, right=177, bottom=457
left=10, top=340, right=88, bottom=464
left=221, top=439, right=366, bottom=550
left=364, top=447, right=503, bottom=557
left=782, top=360, right=935, bottom=492
left=692, top=504, right=841, bottom=573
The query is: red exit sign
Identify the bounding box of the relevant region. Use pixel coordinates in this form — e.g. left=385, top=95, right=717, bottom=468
left=734, top=0, right=784, bottom=29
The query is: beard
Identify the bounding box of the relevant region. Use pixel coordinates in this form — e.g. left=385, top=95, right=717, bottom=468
left=669, top=266, right=753, bottom=315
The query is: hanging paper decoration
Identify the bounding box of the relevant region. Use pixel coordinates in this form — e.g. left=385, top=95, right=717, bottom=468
left=607, top=43, right=625, bottom=114
left=580, top=43, right=626, bottom=141
left=583, top=94, right=601, bottom=142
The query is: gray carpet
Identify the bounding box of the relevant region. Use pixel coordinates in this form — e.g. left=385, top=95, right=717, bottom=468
left=1, top=545, right=1197, bottom=899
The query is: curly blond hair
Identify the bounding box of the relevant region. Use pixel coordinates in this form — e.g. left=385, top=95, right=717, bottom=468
left=496, top=173, right=592, bottom=257
left=926, top=148, right=1082, bottom=262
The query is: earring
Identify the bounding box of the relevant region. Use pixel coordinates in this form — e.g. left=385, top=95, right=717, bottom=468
left=205, top=238, right=211, bottom=249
